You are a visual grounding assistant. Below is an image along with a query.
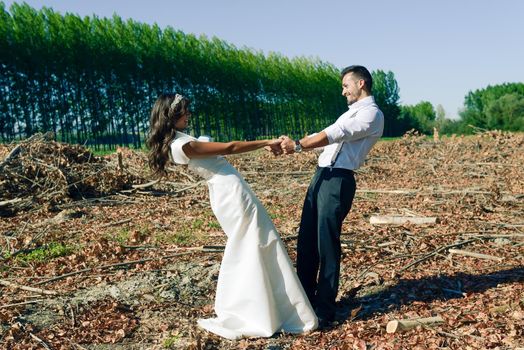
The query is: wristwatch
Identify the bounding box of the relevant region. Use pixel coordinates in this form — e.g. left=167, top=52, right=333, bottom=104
left=294, top=139, right=303, bottom=153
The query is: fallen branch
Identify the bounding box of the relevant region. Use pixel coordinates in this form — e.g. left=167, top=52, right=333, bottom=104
left=399, top=239, right=476, bottom=273
left=0, top=299, right=44, bottom=309
left=29, top=332, right=52, bottom=350
left=131, top=179, right=160, bottom=189
left=448, top=249, right=503, bottom=262
left=462, top=233, right=524, bottom=238
left=0, top=279, right=58, bottom=295
left=356, top=187, right=517, bottom=196
left=0, top=197, right=25, bottom=208
left=370, top=215, right=437, bottom=225
left=0, top=144, right=22, bottom=171
left=386, top=315, right=444, bottom=333
left=57, top=197, right=144, bottom=209
left=35, top=268, right=92, bottom=286
left=421, top=324, right=461, bottom=339
left=480, top=221, right=524, bottom=228
left=179, top=170, right=197, bottom=182
left=121, top=244, right=159, bottom=250
left=166, top=245, right=225, bottom=252
left=173, top=181, right=204, bottom=194
left=99, top=218, right=132, bottom=228
left=357, top=189, right=418, bottom=195
left=69, top=340, right=89, bottom=350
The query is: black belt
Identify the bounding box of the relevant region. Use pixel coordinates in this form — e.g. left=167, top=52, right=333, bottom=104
left=317, top=166, right=354, bottom=177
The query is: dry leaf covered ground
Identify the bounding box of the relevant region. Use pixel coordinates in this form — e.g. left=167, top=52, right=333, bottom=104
left=1, top=131, right=523, bottom=349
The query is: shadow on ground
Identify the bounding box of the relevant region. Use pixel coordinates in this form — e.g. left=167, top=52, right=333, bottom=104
left=336, top=266, right=524, bottom=321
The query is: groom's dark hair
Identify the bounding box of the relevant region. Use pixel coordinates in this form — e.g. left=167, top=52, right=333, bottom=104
left=340, top=65, right=373, bottom=93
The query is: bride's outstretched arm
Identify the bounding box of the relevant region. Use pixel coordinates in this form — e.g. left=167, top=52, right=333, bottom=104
left=279, top=132, right=329, bottom=154
left=182, top=138, right=282, bottom=159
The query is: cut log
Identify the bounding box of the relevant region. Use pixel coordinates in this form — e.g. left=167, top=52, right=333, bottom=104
left=386, top=316, right=444, bottom=333
left=448, top=249, right=503, bottom=262
left=370, top=215, right=437, bottom=225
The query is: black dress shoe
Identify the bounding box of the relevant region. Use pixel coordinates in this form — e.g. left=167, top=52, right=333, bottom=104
left=317, top=317, right=337, bottom=330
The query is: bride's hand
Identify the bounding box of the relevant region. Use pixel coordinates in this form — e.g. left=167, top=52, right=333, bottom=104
left=265, top=138, right=283, bottom=156
left=279, top=136, right=295, bottom=154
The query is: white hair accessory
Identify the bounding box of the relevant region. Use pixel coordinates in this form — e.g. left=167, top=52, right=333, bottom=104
left=170, top=94, right=184, bottom=110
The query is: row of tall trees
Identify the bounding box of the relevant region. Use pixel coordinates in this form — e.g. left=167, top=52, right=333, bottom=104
left=0, top=2, right=411, bottom=148
left=10, top=2, right=520, bottom=145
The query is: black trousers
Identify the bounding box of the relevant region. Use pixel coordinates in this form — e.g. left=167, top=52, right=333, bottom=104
left=296, top=166, right=356, bottom=320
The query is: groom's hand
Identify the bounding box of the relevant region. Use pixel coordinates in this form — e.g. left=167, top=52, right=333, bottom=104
left=280, top=136, right=295, bottom=154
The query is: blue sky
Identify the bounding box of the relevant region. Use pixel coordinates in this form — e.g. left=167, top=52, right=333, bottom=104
left=4, top=0, right=524, bottom=119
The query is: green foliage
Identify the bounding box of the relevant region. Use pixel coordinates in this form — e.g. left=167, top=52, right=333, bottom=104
left=192, top=219, right=204, bottom=230
left=115, top=225, right=152, bottom=241
left=163, top=333, right=181, bottom=348
left=207, top=220, right=221, bottom=229
left=485, top=93, right=524, bottom=131
left=379, top=137, right=402, bottom=142
left=0, top=3, right=346, bottom=144
left=14, top=242, right=74, bottom=262
left=371, top=70, right=402, bottom=137
left=155, top=228, right=194, bottom=246
left=105, top=228, right=131, bottom=244
left=89, top=148, right=115, bottom=157
left=400, top=101, right=436, bottom=134
left=0, top=2, right=426, bottom=145
left=398, top=101, right=475, bottom=136
left=437, top=119, right=465, bottom=135
left=460, top=83, right=524, bottom=132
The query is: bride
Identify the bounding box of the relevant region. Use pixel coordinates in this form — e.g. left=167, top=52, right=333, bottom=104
left=147, top=93, right=318, bottom=339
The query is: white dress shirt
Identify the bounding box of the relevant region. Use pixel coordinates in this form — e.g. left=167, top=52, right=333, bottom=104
left=318, top=96, right=384, bottom=170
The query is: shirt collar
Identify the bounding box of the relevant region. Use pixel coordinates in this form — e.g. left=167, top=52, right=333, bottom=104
left=348, top=95, right=375, bottom=111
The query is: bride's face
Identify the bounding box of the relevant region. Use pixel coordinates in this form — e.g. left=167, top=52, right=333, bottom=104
left=175, top=107, right=191, bottom=130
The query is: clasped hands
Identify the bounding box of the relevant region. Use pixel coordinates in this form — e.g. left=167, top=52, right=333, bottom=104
left=265, top=136, right=296, bottom=156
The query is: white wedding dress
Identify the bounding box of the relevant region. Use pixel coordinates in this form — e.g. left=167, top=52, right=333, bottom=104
left=170, top=132, right=318, bottom=339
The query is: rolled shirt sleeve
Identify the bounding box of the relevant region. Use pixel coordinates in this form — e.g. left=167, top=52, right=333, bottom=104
left=318, top=97, right=384, bottom=169
left=324, top=107, right=383, bottom=144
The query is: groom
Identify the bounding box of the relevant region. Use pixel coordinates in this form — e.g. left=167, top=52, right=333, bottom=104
left=280, top=65, right=384, bottom=328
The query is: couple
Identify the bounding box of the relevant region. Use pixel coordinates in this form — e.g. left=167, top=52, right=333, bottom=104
left=147, top=65, right=384, bottom=339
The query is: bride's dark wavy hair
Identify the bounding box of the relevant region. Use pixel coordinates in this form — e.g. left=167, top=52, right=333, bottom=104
left=147, top=93, right=191, bottom=176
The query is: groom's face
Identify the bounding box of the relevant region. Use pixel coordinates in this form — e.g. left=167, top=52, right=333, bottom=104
left=341, top=73, right=363, bottom=106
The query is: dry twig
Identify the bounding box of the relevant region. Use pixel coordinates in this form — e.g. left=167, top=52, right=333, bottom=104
left=0, top=279, right=58, bottom=295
